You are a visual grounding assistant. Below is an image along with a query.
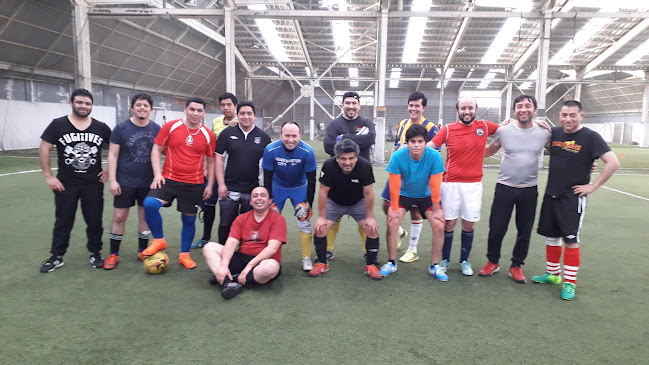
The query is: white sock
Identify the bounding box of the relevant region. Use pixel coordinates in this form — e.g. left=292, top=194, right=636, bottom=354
left=408, top=220, right=423, bottom=251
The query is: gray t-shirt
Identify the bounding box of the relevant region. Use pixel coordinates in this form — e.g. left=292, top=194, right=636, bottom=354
left=493, top=123, right=550, bottom=187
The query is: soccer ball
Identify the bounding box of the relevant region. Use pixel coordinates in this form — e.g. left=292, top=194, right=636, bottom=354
left=143, top=251, right=169, bottom=274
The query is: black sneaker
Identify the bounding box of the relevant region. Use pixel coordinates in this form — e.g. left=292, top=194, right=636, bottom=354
left=221, top=275, right=243, bottom=299
left=40, top=255, right=64, bottom=273
left=208, top=275, right=219, bottom=286
left=90, top=252, right=104, bottom=268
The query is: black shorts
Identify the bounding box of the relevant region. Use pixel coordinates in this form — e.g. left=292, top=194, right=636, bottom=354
left=228, top=251, right=282, bottom=282
left=537, top=193, right=587, bottom=244
left=147, top=179, right=204, bottom=214
left=398, top=195, right=434, bottom=217
left=113, top=186, right=150, bottom=208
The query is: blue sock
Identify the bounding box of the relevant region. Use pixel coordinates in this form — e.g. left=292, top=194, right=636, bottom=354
left=181, top=214, right=196, bottom=253
left=460, top=230, right=474, bottom=262
left=442, top=231, right=454, bottom=261
left=143, top=197, right=164, bottom=239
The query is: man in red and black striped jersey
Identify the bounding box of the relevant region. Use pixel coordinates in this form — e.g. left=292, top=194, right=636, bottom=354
left=141, top=97, right=216, bottom=269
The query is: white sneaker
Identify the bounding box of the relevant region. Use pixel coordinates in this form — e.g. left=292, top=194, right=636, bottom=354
left=302, top=256, right=313, bottom=271
left=460, top=260, right=473, bottom=276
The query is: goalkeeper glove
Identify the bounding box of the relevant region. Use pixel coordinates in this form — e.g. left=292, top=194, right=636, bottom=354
left=356, top=126, right=369, bottom=135
left=294, top=202, right=312, bottom=221
left=269, top=202, right=280, bottom=213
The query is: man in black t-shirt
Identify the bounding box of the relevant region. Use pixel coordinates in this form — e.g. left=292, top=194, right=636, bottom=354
left=215, top=101, right=271, bottom=245
left=531, top=100, right=620, bottom=300
left=308, top=139, right=382, bottom=280
left=39, top=88, right=112, bottom=273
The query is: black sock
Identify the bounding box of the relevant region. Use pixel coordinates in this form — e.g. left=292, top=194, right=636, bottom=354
left=245, top=270, right=258, bottom=286
left=314, top=235, right=328, bottom=264
left=138, top=232, right=149, bottom=251
left=365, top=237, right=379, bottom=265
left=202, top=205, right=216, bottom=241
left=389, top=260, right=396, bottom=265
left=110, top=233, right=122, bottom=254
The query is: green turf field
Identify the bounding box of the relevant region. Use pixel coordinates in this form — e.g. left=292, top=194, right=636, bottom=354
left=1, top=145, right=648, bottom=364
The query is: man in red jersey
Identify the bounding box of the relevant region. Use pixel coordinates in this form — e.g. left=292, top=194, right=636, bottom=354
left=203, top=186, right=287, bottom=299
left=141, top=97, right=216, bottom=269
left=428, top=97, right=499, bottom=277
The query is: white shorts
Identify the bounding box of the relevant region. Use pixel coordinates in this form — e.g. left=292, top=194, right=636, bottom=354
left=440, top=182, right=482, bottom=222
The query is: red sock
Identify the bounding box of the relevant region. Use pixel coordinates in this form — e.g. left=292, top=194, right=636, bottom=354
left=546, top=245, right=562, bottom=275
left=563, top=247, right=580, bottom=284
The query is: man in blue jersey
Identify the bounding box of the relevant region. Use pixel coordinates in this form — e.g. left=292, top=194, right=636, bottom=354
left=379, top=124, right=447, bottom=281
left=381, top=91, right=439, bottom=264
left=262, top=122, right=317, bottom=271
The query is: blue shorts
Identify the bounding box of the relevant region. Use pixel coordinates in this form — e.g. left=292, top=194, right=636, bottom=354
left=273, top=184, right=307, bottom=212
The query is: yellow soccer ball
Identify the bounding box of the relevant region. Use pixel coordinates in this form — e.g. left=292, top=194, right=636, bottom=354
left=143, top=251, right=169, bottom=275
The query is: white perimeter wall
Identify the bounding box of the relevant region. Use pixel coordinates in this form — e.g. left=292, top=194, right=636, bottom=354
left=582, top=122, right=649, bottom=147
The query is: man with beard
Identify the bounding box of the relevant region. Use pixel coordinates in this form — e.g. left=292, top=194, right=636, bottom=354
left=429, top=97, right=499, bottom=277
left=39, top=88, right=112, bottom=273
left=141, top=97, right=216, bottom=269
left=321, top=91, right=376, bottom=259
left=478, top=95, right=550, bottom=283
left=192, top=92, right=238, bottom=249
left=103, top=93, right=160, bottom=270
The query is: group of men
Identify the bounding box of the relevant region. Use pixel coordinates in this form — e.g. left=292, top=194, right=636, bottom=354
left=38, top=87, right=619, bottom=301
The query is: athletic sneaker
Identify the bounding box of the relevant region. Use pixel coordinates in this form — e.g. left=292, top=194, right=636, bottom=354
left=179, top=253, right=197, bottom=269
left=40, top=255, right=64, bottom=273
left=221, top=276, right=243, bottom=300
left=364, top=265, right=382, bottom=280
left=90, top=252, right=104, bottom=268
left=478, top=262, right=500, bottom=277
left=508, top=267, right=527, bottom=283
left=103, top=254, right=119, bottom=270
left=208, top=275, right=219, bottom=286
left=561, top=282, right=576, bottom=300
left=399, top=249, right=419, bottom=263
left=397, top=226, right=408, bottom=249
left=302, top=256, right=313, bottom=271
left=141, top=238, right=167, bottom=256
left=459, top=260, right=473, bottom=276
left=191, top=239, right=209, bottom=250
left=531, top=272, right=562, bottom=284
left=440, top=259, right=450, bottom=270
left=363, top=253, right=381, bottom=265
left=309, top=262, right=329, bottom=277
left=314, top=251, right=334, bottom=263
left=379, top=262, right=397, bottom=277
left=429, top=264, right=448, bottom=282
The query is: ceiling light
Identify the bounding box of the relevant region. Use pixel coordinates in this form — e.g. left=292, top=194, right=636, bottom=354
left=389, top=68, right=401, bottom=88
left=402, top=0, right=431, bottom=64
left=248, top=5, right=290, bottom=63
left=184, top=0, right=197, bottom=6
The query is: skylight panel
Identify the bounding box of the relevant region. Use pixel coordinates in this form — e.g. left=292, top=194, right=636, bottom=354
left=616, top=38, right=649, bottom=65
left=479, top=0, right=532, bottom=65
left=478, top=71, right=497, bottom=89
left=520, top=70, right=537, bottom=89
left=401, top=0, right=431, bottom=64
left=248, top=5, right=290, bottom=63
left=389, top=68, right=402, bottom=88
left=349, top=67, right=359, bottom=87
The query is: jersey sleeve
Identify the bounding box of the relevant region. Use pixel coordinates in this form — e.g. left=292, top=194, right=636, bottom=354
left=154, top=122, right=171, bottom=147
left=427, top=125, right=438, bottom=142
left=486, top=121, right=500, bottom=136
left=305, top=145, right=317, bottom=172
left=431, top=125, right=447, bottom=146
left=40, top=120, right=60, bottom=144
left=109, top=123, right=123, bottom=145
left=590, top=130, right=612, bottom=159
left=385, top=150, right=401, bottom=175
left=360, top=160, right=375, bottom=186
left=491, top=127, right=502, bottom=144
left=205, top=129, right=216, bottom=157
left=101, top=123, right=112, bottom=149
left=261, top=145, right=275, bottom=171
left=215, top=130, right=229, bottom=155
left=269, top=213, right=287, bottom=243
left=428, top=149, right=445, bottom=176
left=318, top=160, right=333, bottom=187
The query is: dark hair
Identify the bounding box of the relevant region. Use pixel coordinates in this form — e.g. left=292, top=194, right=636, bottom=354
left=513, top=95, right=537, bottom=110
left=237, top=101, right=256, bottom=115
left=281, top=121, right=300, bottom=132
left=342, top=91, right=360, bottom=101
left=405, top=123, right=429, bottom=143
left=219, top=92, right=238, bottom=106
left=408, top=91, right=427, bottom=107
left=70, top=88, right=93, bottom=103
left=186, top=97, right=206, bottom=108
left=334, top=138, right=360, bottom=158
left=130, top=92, right=153, bottom=108
left=455, top=97, right=477, bottom=111
left=562, top=100, right=583, bottom=112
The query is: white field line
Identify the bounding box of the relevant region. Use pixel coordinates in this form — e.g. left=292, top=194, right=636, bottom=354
left=600, top=186, right=649, bottom=202
left=0, top=160, right=107, bottom=178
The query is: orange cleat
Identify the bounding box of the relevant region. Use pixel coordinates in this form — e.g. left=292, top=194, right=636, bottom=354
left=364, top=265, right=382, bottom=280
left=138, top=252, right=145, bottom=261
left=308, top=262, right=329, bottom=277
left=179, top=252, right=197, bottom=269
left=141, top=238, right=167, bottom=256
left=103, top=254, right=119, bottom=270
left=478, top=262, right=500, bottom=277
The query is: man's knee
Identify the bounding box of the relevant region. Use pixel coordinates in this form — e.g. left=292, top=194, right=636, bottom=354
left=461, top=219, right=475, bottom=231
left=255, top=259, right=280, bottom=283
left=113, top=208, right=129, bottom=224
left=202, top=241, right=224, bottom=257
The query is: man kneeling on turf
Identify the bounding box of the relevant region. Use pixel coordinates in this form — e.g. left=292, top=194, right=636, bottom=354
left=203, top=186, right=286, bottom=299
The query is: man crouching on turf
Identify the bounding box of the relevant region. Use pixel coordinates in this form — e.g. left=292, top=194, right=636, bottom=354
left=308, top=139, right=382, bottom=280
left=202, top=186, right=286, bottom=299
left=380, top=124, right=447, bottom=281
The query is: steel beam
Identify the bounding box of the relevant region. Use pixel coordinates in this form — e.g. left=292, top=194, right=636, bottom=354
left=583, top=19, right=649, bottom=75
left=374, top=8, right=389, bottom=165
left=72, top=0, right=92, bottom=91
left=534, top=1, right=552, bottom=118
left=225, top=6, right=236, bottom=94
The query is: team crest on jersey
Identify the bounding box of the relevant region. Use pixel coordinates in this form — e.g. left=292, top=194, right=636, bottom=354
left=254, top=137, right=261, bottom=144
left=476, top=128, right=484, bottom=136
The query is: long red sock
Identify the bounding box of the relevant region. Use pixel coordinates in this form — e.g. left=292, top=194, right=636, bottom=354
left=563, top=247, right=580, bottom=284
left=546, top=245, right=562, bottom=275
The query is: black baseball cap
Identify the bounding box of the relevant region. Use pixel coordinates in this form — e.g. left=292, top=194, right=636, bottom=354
left=342, top=91, right=360, bottom=101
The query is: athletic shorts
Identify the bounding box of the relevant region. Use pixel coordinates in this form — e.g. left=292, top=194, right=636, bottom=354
left=228, top=251, right=282, bottom=282
left=440, top=181, right=482, bottom=222
left=537, top=193, right=587, bottom=244
left=147, top=179, right=204, bottom=214
left=273, top=184, right=307, bottom=212
left=113, top=186, right=149, bottom=208
left=325, top=198, right=366, bottom=223
left=397, top=195, right=435, bottom=217
left=219, top=192, right=252, bottom=227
